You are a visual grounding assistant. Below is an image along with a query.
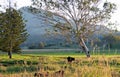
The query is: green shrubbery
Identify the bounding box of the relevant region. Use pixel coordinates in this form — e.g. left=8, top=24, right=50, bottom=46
left=5, top=66, right=38, bottom=73
left=0, top=60, right=38, bottom=66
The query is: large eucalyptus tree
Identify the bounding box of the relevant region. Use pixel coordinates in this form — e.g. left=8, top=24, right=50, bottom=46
left=31, top=0, right=116, bottom=57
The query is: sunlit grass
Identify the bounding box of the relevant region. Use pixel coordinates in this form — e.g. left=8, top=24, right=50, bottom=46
left=0, top=50, right=120, bottom=77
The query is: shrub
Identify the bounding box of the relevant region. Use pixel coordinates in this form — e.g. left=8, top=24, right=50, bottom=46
left=25, top=66, right=38, bottom=72
left=6, top=66, right=25, bottom=73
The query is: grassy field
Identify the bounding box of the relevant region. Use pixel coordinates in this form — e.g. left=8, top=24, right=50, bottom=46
left=0, top=50, right=120, bottom=77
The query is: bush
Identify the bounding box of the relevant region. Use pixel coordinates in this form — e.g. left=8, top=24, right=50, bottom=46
left=6, top=65, right=38, bottom=73
left=0, top=60, right=39, bottom=66
left=25, top=66, right=38, bottom=72
left=6, top=66, right=25, bottom=73
left=27, top=61, right=38, bottom=65
left=0, top=60, right=17, bottom=66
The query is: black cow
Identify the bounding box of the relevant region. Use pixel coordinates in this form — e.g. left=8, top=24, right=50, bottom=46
left=67, top=56, right=75, bottom=63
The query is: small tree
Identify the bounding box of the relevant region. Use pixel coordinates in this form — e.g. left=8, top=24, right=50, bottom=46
left=0, top=8, right=28, bottom=59
left=31, top=0, right=116, bottom=57
left=39, top=42, right=45, bottom=49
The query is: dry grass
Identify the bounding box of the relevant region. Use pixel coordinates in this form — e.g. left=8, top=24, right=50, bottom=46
left=0, top=55, right=120, bottom=77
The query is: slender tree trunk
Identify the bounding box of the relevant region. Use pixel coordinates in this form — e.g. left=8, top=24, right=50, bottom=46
left=8, top=41, right=13, bottom=59
left=79, top=38, right=90, bottom=57
left=8, top=51, right=12, bottom=59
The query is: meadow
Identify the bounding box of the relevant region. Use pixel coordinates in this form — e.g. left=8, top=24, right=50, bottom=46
left=0, top=50, right=120, bottom=77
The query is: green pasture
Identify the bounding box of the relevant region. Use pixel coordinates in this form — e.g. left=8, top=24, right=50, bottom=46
left=22, top=49, right=120, bottom=54
left=0, top=49, right=120, bottom=61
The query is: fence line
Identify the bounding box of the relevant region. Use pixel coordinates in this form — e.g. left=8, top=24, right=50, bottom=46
left=22, top=49, right=82, bottom=52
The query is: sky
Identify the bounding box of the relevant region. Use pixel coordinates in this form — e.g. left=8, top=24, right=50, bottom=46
left=107, top=0, right=120, bottom=30
left=0, top=0, right=31, bottom=9
left=0, top=0, right=120, bottom=30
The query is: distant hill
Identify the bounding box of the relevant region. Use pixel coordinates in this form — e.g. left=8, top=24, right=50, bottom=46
left=19, top=7, right=69, bottom=48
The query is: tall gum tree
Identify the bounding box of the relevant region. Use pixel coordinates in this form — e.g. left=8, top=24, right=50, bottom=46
left=31, top=0, right=116, bottom=57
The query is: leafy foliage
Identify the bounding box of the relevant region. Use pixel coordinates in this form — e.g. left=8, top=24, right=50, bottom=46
left=0, top=8, right=28, bottom=55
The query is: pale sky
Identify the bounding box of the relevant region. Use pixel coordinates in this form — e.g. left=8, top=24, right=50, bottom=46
left=0, top=0, right=31, bottom=9
left=107, top=0, right=120, bottom=30
left=0, top=0, right=120, bottom=30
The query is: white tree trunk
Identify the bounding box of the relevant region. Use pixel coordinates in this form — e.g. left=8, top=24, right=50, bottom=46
left=80, top=38, right=90, bottom=57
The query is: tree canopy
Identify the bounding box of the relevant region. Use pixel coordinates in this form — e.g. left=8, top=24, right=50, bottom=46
left=0, top=8, right=28, bottom=58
